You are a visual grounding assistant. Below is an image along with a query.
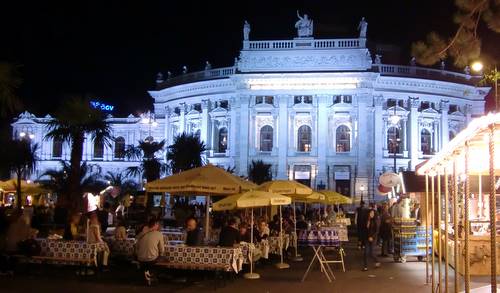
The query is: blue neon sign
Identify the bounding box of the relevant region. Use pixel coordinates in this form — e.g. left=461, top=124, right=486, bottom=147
left=90, top=101, right=115, bottom=112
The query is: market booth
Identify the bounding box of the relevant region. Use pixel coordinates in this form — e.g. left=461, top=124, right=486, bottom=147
left=417, top=113, right=500, bottom=293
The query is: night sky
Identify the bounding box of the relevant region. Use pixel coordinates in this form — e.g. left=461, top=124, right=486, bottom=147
left=1, top=0, right=499, bottom=117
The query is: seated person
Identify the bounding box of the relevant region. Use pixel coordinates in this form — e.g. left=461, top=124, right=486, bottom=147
left=115, top=218, right=127, bottom=240
left=185, top=217, right=203, bottom=246
left=238, top=222, right=251, bottom=243
left=219, top=218, right=240, bottom=247
left=63, top=212, right=82, bottom=241
left=255, top=219, right=270, bottom=242
left=136, top=218, right=165, bottom=286
left=268, top=215, right=280, bottom=234
left=5, top=211, right=38, bottom=252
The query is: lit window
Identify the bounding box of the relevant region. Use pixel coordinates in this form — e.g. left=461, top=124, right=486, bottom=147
left=260, top=125, right=273, bottom=152
left=93, top=140, right=104, bottom=159
left=114, top=137, right=125, bottom=159
left=387, top=127, right=402, bottom=154
left=336, top=125, right=351, bottom=152
left=421, top=129, right=432, bottom=155
left=52, top=138, right=63, bottom=158
left=218, top=127, right=228, bottom=153
left=297, top=125, right=312, bottom=152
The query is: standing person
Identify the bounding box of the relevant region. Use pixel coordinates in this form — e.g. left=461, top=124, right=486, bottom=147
left=411, top=203, right=422, bottom=226
left=355, top=201, right=367, bottom=249
left=97, top=202, right=110, bottom=235
left=361, top=209, right=381, bottom=271
left=379, top=203, right=393, bottom=257
left=87, top=213, right=110, bottom=270
left=219, top=218, right=240, bottom=247
left=185, top=217, right=203, bottom=246
left=135, top=218, right=165, bottom=286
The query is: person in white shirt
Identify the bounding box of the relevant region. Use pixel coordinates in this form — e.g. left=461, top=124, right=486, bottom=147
left=135, top=218, right=165, bottom=286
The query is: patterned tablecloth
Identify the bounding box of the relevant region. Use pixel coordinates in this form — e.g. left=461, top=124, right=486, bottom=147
left=35, top=238, right=109, bottom=266
left=319, top=225, right=348, bottom=242
left=105, top=233, right=184, bottom=258
left=240, top=241, right=270, bottom=263
left=163, top=245, right=244, bottom=273
left=298, top=229, right=340, bottom=247
left=267, top=234, right=293, bottom=255
left=162, top=231, right=185, bottom=242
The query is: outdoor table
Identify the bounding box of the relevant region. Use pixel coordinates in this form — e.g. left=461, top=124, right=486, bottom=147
left=104, top=237, right=135, bottom=257
left=35, top=238, right=109, bottom=267
left=240, top=241, right=270, bottom=263
left=163, top=245, right=244, bottom=273
left=299, top=229, right=344, bottom=283
left=268, top=234, right=292, bottom=255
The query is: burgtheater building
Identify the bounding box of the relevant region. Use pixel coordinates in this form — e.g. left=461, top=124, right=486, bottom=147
left=12, top=15, right=489, bottom=199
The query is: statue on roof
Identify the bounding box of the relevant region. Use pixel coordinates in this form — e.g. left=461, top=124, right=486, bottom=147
left=295, top=10, right=313, bottom=38
left=205, top=61, right=212, bottom=71
left=243, top=20, right=251, bottom=41
left=358, top=17, right=368, bottom=38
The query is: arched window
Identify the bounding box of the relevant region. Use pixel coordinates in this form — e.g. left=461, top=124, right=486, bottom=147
left=93, top=140, right=104, bottom=159
left=218, top=127, right=228, bottom=153
left=297, top=125, right=312, bottom=152
left=421, top=129, right=432, bottom=155
left=335, top=125, right=351, bottom=152
left=114, top=137, right=125, bottom=159
left=52, top=137, right=63, bottom=158
left=260, top=125, right=273, bottom=152
left=387, top=127, right=402, bottom=154
left=449, top=131, right=456, bottom=141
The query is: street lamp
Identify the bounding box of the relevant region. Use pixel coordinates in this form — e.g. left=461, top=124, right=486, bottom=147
left=389, top=105, right=401, bottom=173
left=141, top=111, right=157, bottom=142
left=471, top=61, right=498, bottom=112
left=359, top=185, right=365, bottom=203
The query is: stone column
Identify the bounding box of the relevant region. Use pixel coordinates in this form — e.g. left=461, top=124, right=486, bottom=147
left=373, top=96, right=384, bottom=171
left=402, top=118, right=408, bottom=152
left=229, top=98, right=237, bottom=158
left=357, top=95, right=369, bottom=177
left=201, top=100, right=210, bottom=148
left=277, top=95, right=289, bottom=179
left=316, top=95, right=328, bottom=184
left=465, top=104, right=472, bottom=124
left=179, top=103, right=186, bottom=134
left=440, top=100, right=449, bottom=149
left=409, top=98, right=420, bottom=169
left=164, top=106, right=171, bottom=146
left=238, top=95, right=250, bottom=176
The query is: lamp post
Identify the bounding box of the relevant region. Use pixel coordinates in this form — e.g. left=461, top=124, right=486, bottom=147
left=359, top=185, right=365, bottom=204
left=389, top=105, right=401, bottom=173
left=471, top=61, right=499, bottom=112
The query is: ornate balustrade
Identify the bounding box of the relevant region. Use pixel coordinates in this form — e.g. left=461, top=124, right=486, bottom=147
left=375, top=64, right=481, bottom=83
left=157, top=66, right=236, bottom=88
left=244, top=38, right=365, bottom=50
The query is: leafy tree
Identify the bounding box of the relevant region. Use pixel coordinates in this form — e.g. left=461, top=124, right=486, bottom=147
left=125, top=139, right=167, bottom=182
left=412, top=0, right=500, bottom=67
left=166, top=132, right=206, bottom=174
left=0, top=139, right=38, bottom=209
left=44, top=97, right=112, bottom=209
left=0, top=62, right=22, bottom=117
left=248, top=160, right=272, bottom=185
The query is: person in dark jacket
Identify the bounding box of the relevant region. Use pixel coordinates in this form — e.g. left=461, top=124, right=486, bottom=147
left=355, top=201, right=367, bottom=249
left=185, top=217, right=203, bottom=246
left=219, top=218, right=240, bottom=247
left=361, top=209, right=381, bottom=271
left=378, top=203, right=393, bottom=256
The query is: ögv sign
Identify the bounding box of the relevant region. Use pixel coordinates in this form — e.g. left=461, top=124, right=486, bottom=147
left=90, top=101, right=115, bottom=112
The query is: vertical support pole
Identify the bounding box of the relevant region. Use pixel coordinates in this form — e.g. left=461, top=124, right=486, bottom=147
left=431, top=175, right=436, bottom=292
left=438, top=172, right=442, bottom=293
left=205, top=195, right=211, bottom=241
left=444, top=169, right=449, bottom=293
left=453, top=161, right=459, bottom=293
left=464, top=144, right=470, bottom=293
left=425, top=174, right=430, bottom=284
left=488, top=125, right=497, bottom=293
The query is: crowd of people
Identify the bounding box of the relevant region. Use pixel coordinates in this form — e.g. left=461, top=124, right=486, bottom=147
left=354, top=199, right=422, bottom=271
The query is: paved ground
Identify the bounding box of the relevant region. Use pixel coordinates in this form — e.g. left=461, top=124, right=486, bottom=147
left=1, top=240, right=498, bottom=293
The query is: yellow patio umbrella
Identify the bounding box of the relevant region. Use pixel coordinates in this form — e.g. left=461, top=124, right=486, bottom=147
left=318, top=190, right=353, bottom=205
left=146, top=164, right=257, bottom=239
left=293, top=191, right=326, bottom=204
left=213, top=190, right=291, bottom=279
left=0, top=179, right=49, bottom=194
left=257, top=180, right=314, bottom=265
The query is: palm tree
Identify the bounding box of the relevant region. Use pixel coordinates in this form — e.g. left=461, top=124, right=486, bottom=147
left=0, top=62, right=22, bottom=117
left=125, top=140, right=167, bottom=183
left=166, top=132, right=206, bottom=174
left=0, top=139, right=38, bottom=209
left=44, top=97, right=112, bottom=209
left=41, top=161, right=106, bottom=198
left=104, top=171, right=138, bottom=203
left=248, top=160, right=272, bottom=185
